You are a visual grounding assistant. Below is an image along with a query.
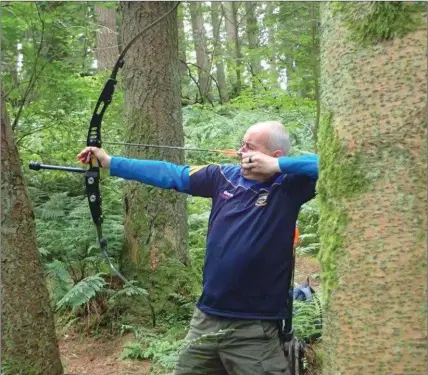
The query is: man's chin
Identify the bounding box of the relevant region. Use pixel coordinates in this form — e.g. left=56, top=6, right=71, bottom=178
left=240, top=169, right=270, bottom=181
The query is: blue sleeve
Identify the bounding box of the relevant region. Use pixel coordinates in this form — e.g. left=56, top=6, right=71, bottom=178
left=109, top=157, right=190, bottom=193
left=279, top=154, right=318, bottom=204
left=278, top=153, right=319, bottom=180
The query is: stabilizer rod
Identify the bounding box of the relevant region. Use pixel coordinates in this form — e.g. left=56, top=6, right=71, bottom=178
left=29, top=162, right=86, bottom=174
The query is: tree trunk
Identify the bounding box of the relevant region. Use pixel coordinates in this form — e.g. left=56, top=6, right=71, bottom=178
left=94, top=4, right=119, bottom=70
left=245, top=2, right=262, bottom=80
left=1, top=92, right=63, bottom=374
left=119, top=1, right=188, bottom=324
left=318, top=4, right=427, bottom=374
left=189, top=2, right=213, bottom=103
left=210, top=1, right=229, bottom=103
left=310, top=2, right=320, bottom=149
left=264, top=2, right=279, bottom=89
left=177, top=5, right=189, bottom=79
left=223, top=1, right=242, bottom=96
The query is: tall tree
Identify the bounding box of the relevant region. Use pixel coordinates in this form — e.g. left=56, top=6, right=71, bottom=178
left=177, top=5, right=190, bottom=89
left=318, top=3, right=427, bottom=374
left=119, top=1, right=188, bottom=323
left=245, top=2, right=262, bottom=81
left=94, top=3, right=119, bottom=70
left=223, top=1, right=242, bottom=96
left=189, top=2, right=213, bottom=103
left=210, top=1, right=229, bottom=104
left=276, top=2, right=320, bottom=99
left=263, top=2, right=279, bottom=88
left=1, top=92, right=64, bottom=375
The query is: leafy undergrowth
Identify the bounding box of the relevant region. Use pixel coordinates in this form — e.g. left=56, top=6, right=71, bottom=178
left=58, top=253, right=323, bottom=375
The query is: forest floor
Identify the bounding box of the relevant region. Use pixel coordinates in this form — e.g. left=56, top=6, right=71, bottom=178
left=59, top=332, right=152, bottom=375
left=295, top=253, right=322, bottom=288
left=59, top=254, right=320, bottom=375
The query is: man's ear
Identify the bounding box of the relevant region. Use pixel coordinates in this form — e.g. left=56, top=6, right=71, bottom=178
left=273, top=150, right=284, bottom=158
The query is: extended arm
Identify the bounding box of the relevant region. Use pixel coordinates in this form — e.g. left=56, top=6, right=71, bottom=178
left=110, top=157, right=190, bottom=193
left=76, top=147, right=217, bottom=197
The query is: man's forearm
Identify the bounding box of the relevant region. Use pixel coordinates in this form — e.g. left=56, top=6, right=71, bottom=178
left=109, top=157, right=191, bottom=193
left=278, top=154, right=319, bottom=179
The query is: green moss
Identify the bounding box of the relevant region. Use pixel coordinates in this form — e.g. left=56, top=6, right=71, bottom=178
left=1, top=358, right=41, bottom=375
left=316, top=112, right=373, bottom=304
left=332, top=2, right=426, bottom=44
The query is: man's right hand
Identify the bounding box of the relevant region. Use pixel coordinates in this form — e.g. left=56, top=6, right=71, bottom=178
left=77, top=147, right=111, bottom=169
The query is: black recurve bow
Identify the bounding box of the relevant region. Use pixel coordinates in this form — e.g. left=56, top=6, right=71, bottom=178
left=29, top=2, right=180, bottom=291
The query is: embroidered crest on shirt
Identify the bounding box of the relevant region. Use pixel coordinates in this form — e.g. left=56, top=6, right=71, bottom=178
left=255, top=192, right=269, bottom=206
left=221, top=190, right=234, bottom=199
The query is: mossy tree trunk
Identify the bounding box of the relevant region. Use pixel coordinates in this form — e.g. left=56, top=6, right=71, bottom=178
left=1, top=91, right=63, bottom=375
left=119, top=2, right=188, bottom=325
left=318, top=3, right=427, bottom=374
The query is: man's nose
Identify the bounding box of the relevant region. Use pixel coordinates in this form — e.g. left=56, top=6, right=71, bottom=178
left=238, top=145, right=246, bottom=154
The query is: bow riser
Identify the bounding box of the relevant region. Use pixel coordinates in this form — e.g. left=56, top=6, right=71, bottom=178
left=87, top=78, right=118, bottom=147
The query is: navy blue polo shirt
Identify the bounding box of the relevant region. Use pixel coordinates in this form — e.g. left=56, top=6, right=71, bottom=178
left=110, top=154, right=318, bottom=320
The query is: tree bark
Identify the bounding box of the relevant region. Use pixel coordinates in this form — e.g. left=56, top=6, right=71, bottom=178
left=119, top=2, right=188, bottom=320
left=310, top=2, right=320, bottom=149
left=264, top=2, right=279, bottom=88
left=245, top=2, right=262, bottom=80
left=223, top=1, right=242, bottom=96
left=210, top=1, right=229, bottom=103
left=318, top=4, right=427, bottom=374
left=94, top=4, right=119, bottom=70
left=1, top=92, right=63, bottom=374
left=177, top=5, right=188, bottom=77
left=189, top=2, right=213, bottom=103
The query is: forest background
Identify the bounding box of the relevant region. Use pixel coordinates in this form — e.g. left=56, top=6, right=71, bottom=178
left=1, top=2, right=426, bottom=375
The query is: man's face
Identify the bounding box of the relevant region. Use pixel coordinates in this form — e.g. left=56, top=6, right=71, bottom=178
left=238, top=127, right=273, bottom=156
left=238, top=127, right=281, bottom=181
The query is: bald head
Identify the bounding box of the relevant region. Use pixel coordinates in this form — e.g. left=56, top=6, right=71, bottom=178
left=246, top=121, right=291, bottom=155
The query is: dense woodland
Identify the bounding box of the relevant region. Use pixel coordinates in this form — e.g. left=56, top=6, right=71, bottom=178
left=1, top=2, right=427, bottom=375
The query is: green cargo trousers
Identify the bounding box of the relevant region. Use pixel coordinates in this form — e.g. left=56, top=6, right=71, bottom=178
left=173, top=307, right=290, bottom=375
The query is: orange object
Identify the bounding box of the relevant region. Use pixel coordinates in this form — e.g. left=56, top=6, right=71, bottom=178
left=208, top=149, right=239, bottom=156
left=293, top=227, right=300, bottom=245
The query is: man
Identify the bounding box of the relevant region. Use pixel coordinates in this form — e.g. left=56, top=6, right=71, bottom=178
left=77, top=121, right=318, bottom=375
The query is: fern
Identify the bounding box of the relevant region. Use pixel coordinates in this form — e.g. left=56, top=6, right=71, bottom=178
left=109, top=281, right=148, bottom=300
left=120, top=342, right=147, bottom=360
left=56, top=274, right=106, bottom=311
left=293, top=290, right=323, bottom=342
left=45, top=259, right=73, bottom=303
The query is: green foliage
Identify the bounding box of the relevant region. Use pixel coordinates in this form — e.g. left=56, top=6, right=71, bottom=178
left=293, top=290, right=323, bottom=342
left=4, top=2, right=324, bottom=365
left=296, top=199, right=320, bottom=256
left=31, top=187, right=124, bottom=280
left=332, top=2, right=426, bottom=44
left=275, top=2, right=320, bottom=99
left=120, top=325, right=187, bottom=370
left=56, top=274, right=106, bottom=311
left=1, top=360, right=41, bottom=375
